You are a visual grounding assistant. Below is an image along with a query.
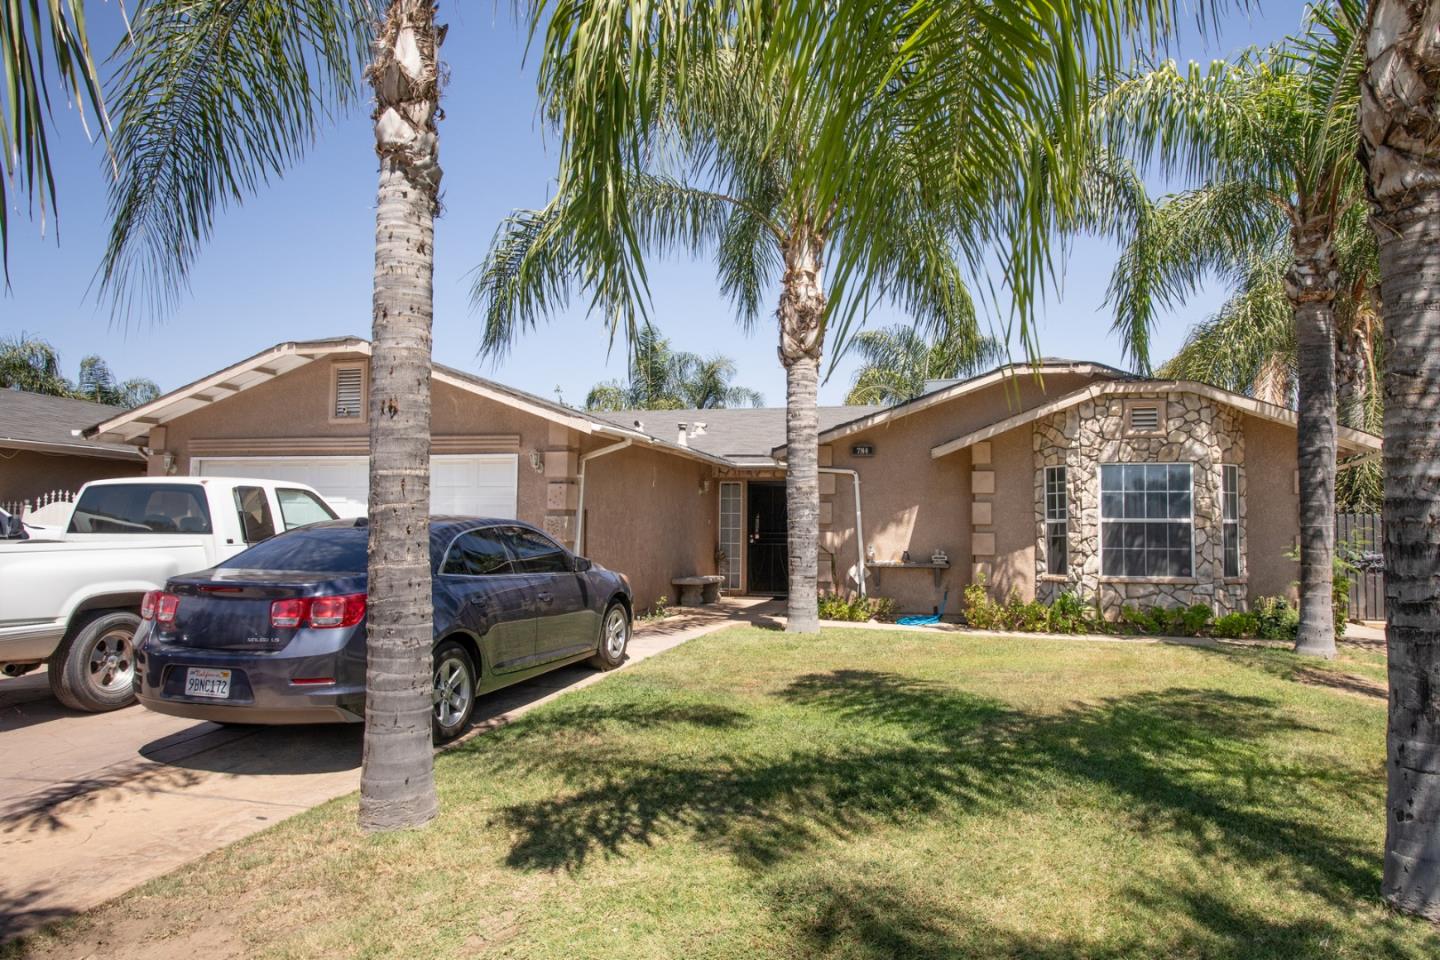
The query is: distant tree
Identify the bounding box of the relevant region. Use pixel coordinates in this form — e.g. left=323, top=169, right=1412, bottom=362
left=845, top=324, right=1003, bottom=406
left=584, top=327, right=763, bottom=411
left=0, top=336, right=159, bottom=409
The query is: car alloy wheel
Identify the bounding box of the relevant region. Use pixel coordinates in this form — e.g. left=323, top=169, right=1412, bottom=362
left=604, top=605, right=629, bottom=660
left=432, top=642, right=476, bottom=741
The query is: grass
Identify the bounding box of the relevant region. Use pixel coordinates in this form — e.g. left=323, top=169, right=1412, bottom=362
left=8, top=627, right=1436, bottom=960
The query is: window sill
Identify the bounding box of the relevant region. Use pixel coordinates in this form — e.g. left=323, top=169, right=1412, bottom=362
left=1038, top=574, right=1070, bottom=583
left=1223, top=577, right=1247, bottom=585
left=1099, top=576, right=1199, bottom=585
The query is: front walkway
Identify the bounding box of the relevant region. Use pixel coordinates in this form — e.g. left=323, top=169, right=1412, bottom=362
left=0, top=597, right=778, bottom=942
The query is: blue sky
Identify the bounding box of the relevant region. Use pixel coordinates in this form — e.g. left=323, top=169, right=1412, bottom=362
left=2, top=2, right=1297, bottom=408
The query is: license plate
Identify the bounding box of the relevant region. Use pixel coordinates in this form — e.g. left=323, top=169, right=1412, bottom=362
left=184, top=667, right=232, bottom=699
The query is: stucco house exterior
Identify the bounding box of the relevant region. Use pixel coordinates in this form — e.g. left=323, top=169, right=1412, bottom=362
left=81, top=338, right=1381, bottom=617
left=0, top=389, right=146, bottom=510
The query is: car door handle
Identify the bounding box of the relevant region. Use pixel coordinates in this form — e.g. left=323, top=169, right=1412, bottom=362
left=537, top=592, right=554, bottom=605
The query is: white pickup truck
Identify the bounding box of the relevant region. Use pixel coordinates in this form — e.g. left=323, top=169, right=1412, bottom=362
left=0, top=477, right=338, bottom=712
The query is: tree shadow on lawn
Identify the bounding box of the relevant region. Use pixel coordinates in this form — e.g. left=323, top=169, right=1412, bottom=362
left=1189, top=644, right=1389, bottom=701
left=492, top=671, right=1384, bottom=917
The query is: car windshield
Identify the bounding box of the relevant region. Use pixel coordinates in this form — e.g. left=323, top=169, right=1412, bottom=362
left=220, top=525, right=368, bottom=574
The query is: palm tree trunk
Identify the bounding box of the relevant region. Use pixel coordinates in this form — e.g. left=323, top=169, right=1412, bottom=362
left=779, top=231, right=825, bottom=633
left=359, top=0, right=444, bottom=833
left=1359, top=0, right=1440, bottom=921
left=1286, top=227, right=1339, bottom=659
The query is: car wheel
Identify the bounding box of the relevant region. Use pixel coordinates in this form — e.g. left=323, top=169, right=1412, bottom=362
left=49, top=611, right=141, bottom=713
left=432, top=640, right=477, bottom=743
left=588, top=602, right=630, bottom=671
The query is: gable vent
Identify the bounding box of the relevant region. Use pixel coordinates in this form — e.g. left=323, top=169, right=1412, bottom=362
left=334, top=367, right=364, bottom=419
left=1127, top=403, right=1161, bottom=433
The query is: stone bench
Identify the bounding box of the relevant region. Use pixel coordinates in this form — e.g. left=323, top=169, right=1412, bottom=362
left=671, top=575, right=725, bottom=607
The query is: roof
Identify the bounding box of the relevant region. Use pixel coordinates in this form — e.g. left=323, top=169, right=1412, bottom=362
left=83, top=338, right=736, bottom=470
left=929, top=379, right=1383, bottom=459
left=594, top=406, right=882, bottom=463
left=0, top=390, right=146, bottom=461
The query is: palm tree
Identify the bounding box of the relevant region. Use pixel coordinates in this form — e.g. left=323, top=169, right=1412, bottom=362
left=1357, top=0, right=1440, bottom=924
left=493, top=0, right=1202, bottom=630
left=77, top=356, right=162, bottom=408
left=1093, top=0, right=1367, bottom=658
left=584, top=326, right=763, bottom=410
left=0, top=334, right=72, bottom=396
left=0, top=2, right=106, bottom=277
left=100, top=0, right=441, bottom=831
left=844, top=324, right=1004, bottom=406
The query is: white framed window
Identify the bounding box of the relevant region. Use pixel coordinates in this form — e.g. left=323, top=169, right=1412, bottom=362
left=1044, top=466, right=1067, bottom=575
left=719, top=481, right=743, bottom=590
left=1100, top=463, right=1194, bottom=578
left=331, top=362, right=366, bottom=422
left=1222, top=464, right=1241, bottom=577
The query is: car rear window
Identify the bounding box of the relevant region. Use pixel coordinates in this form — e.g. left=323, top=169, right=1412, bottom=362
left=68, top=484, right=213, bottom=534
left=220, top=526, right=368, bottom=574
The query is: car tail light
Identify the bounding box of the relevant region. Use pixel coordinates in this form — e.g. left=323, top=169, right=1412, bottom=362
left=270, top=598, right=306, bottom=628
left=269, top=594, right=367, bottom=629
left=141, top=590, right=180, bottom=624
left=308, top=594, right=367, bottom=628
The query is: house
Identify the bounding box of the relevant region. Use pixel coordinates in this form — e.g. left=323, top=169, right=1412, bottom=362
left=82, top=338, right=1381, bottom=616
left=0, top=389, right=146, bottom=511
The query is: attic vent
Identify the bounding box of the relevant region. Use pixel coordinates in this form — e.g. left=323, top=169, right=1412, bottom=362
left=1125, top=402, right=1162, bottom=435
left=333, top=365, right=365, bottom=420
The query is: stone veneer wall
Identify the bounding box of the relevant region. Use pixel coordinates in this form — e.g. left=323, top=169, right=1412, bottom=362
left=1033, top=392, right=1248, bottom=616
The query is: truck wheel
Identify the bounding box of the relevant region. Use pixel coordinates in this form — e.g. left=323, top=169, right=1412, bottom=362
left=49, top=611, right=141, bottom=713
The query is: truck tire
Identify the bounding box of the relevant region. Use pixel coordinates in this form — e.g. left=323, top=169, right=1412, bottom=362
left=49, top=611, right=141, bottom=713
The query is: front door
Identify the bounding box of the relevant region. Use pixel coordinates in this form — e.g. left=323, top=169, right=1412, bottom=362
left=747, top=481, right=788, bottom=595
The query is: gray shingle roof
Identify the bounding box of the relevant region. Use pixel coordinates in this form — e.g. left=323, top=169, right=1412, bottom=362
left=0, top=389, right=146, bottom=460
left=593, top=405, right=882, bottom=461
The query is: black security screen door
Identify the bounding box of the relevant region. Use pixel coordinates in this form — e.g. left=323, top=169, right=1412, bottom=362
left=747, top=481, right=788, bottom=595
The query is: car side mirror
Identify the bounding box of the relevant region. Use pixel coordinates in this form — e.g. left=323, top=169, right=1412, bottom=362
left=573, top=556, right=593, bottom=572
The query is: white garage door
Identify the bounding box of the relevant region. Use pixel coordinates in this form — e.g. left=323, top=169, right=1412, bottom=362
left=194, top=455, right=518, bottom=519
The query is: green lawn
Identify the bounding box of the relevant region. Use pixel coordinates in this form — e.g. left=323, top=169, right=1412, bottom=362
left=11, top=627, right=1438, bottom=960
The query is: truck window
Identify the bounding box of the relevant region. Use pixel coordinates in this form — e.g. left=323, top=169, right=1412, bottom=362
left=233, top=486, right=278, bottom=543
left=68, top=484, right=213, bottom=535
left=276, top=488, right=338, bottom=529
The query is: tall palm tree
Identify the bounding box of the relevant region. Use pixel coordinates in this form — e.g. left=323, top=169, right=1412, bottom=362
left=844, top=324, right=1004, bottom=406
left=584, top=326, right=763, bottom=410
left=500, top=0, right=1207, bottom=630
left=0, top=1, right=106, bottom=277
left=1093, top=0, right=1367, bottom=658
left=0, top=334, right=72, bottom=396
left=78, top=355, right=162, bottom=408
left=1357, top=0, right=1440, bottom=924
left=101, top=0, right=441, bottom=831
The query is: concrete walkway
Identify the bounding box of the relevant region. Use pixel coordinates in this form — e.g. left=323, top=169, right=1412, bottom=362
left=0, top=598, right=775, bottom=942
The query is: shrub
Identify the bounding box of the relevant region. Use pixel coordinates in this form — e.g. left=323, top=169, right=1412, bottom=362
left=1046, top=592, right=1092, bottom=634
left=1180, top=603, right=1215, bottom=636
left=1212, top=611, right=1259, bottom=639
left=1003, top=592, right=1049, bottom=632
left=818, top=592, right=895, bottom=622
left=1253, top=596, right=1300, bottom=642
left=962, top=576, right=1005, bottom=629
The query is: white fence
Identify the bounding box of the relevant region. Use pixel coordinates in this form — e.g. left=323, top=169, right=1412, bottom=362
left=1, top=489, right=78, bottom=527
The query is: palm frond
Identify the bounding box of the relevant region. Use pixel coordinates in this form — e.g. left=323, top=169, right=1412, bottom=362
left=0, top=0, right=108, bottom=279
left=100, top=0, right=375, bottom=322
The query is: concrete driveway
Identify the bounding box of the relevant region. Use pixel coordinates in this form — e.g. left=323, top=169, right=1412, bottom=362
left=0, top=599, right=775, bottom=942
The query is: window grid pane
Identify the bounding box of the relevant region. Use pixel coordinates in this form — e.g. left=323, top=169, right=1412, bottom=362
left=719, top=482, right=743, bottom=590
left=1222, top=465, right=1240, bottom=576
left=1100, top=463, right=1194, bottom=578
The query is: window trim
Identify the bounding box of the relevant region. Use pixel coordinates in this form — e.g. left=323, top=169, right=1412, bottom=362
left=1097, top=462, right=1196, bottom=581
left=1122, top=399, right=1166, bottom=438
left=1222, top=464, right=1242, bottom=579
left=718, top=480, right=744, bottom=592
left=1043, top=465, right=1068, bottom=576
left=329, top=361, right=368, bottom=424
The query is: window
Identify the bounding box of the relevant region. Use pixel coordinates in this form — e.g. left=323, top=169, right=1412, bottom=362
left=501, top=527, right=571, bottom=573
left=332, top=363, right=365, bottom=420
left=222, top=525, right=367, bottom=574
left=68, top=483, right=213, bottom=534
left=233, top=486, right=277, bottom=543
left=719, top=481, right=742, bottom=590
left=1222, top=465, right=1241, bottom=577
left=1124, top=401, right=1164, bottom=436
left=276, top=488, right=339, bottom=530
left=1044, top=466, right=1068, bottom=575
left=441, top=530, right=514, bottom=576
left=1100, top=464, right=1193, bottom=578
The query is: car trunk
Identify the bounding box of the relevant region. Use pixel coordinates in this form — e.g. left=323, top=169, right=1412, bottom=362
left=165, top=570, right=366, bottom=651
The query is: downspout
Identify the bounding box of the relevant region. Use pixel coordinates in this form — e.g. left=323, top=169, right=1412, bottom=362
left=574, top=439, right=632, bottom=556
left=820, top=467, right=866, bottom=597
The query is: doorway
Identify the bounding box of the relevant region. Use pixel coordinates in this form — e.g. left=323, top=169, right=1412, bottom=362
left=747, top=481, right=788, bottom=595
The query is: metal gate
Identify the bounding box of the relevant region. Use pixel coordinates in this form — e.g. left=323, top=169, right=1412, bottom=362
left=1336, top=512, right=1385, bottom=621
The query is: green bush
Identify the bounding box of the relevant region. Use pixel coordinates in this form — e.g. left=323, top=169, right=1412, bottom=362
left=1046, top=592, right=1092, bottom=634
left=1253, top=595, right=1300, bottom=642
left=1212, top=611, right=1259, bottom=639
left=1002, top=593, right=1050, bottom=632
left=962, top=576, right=1006, bottom=629
left=1181, top=603, right=1215, bottom=636
left=818, top=592, right=896, bottom=622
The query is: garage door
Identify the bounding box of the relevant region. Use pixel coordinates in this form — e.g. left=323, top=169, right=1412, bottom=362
left=194, top=455, right=518, bottom=519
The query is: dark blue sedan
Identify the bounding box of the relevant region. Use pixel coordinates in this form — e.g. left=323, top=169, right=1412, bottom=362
left=133, top=518, right=633, bottom=741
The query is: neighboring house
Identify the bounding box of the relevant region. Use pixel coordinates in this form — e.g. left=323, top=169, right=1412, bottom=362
left=0, top=389, right=146, bottom=510
left=82, top=338, right=1381, bottom=616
